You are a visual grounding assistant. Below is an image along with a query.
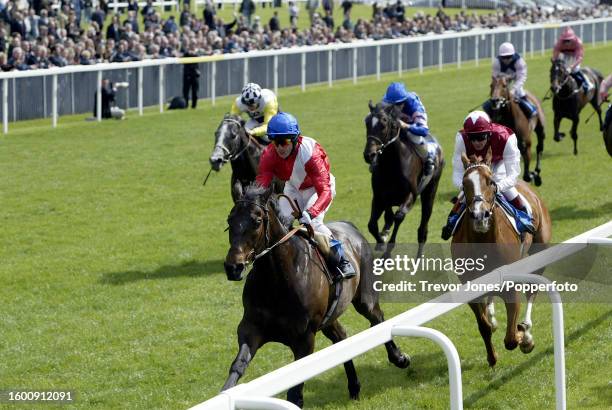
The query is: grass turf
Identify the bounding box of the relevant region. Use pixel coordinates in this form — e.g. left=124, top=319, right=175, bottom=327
left=0, top=44, right=611, bottom=409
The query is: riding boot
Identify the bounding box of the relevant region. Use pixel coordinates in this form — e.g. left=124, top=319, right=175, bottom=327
left=328, top=239, right=356, bottom=282
left=311, top=233, right=356, bottom=282
left=413, top=140, right=435, bottom=176
left=509, top=196, right=536, bottom=235
left=573, top=71, right=592, bottom=93
left=441, top=200, right=466, bottom=240
left=518, top=97, right=537, bottom=119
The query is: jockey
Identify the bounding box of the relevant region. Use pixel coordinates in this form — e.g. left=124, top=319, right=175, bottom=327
left=599, top=73, right=612, bottom=130
left=255, top=112, right=357, bottom=281
left=552, top=27, right=592, bottom=93
left=441, top=111, right=535, bottom=240
left=382, top=82, right=437, bottom=176
left=484, top=42, right=536, bottom=119
left=231, top=82, right=279, bottom=143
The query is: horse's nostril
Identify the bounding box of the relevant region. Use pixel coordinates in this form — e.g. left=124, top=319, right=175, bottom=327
left=484, top=211, right=491, bottom=218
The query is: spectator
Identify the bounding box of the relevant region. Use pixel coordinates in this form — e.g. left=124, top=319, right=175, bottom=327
left=182, top=42, right=199, bottom=108
left=106, top=14, right=121, bottom=42
left=49, top=44, right=68, bottom=67
left=323, top=9, right=334, bottom=29
left=180, top=4, right=191, bottom=27
left=269, top=10, right=280, bottom=32
left=306, top=0, right=319, bottom=26
left=239, top=0, right=255, bottom=26
left=163, top=15, right=178, bottom=34
left=91, top=5, right=105, bottom=29
left=289, top=1, right=299, bottom=28
left=341, top=0, right=352, bottom=19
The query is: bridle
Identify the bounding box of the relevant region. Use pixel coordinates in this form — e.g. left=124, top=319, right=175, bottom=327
left=491, top=77, right=510, bottom=111
left=464, top=163, right=497, bottom=217
left=231, top=195, right=302, bottom=269
left=213, top=118, right=263, bottom=163
left=551, top=63, right=578, bottom=100
left=367, top=110, right=402, bottom=156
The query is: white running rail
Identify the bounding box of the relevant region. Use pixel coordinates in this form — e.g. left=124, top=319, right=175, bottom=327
left=189, top=220, right=612, bottom=410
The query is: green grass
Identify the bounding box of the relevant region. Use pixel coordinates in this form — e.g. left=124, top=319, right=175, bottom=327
left=1, top=44, right=611, bottom=409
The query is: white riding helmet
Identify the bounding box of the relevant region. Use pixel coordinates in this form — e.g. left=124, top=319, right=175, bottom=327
left=241, top=83, right=262, bottom=107
left=498, top=42, right=515, bottom=57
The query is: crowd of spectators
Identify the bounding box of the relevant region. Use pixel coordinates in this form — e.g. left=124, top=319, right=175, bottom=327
left=0, top=0, right=610, bottom=71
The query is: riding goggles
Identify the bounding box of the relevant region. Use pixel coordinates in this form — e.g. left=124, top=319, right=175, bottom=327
left=468, top=132, right=490, bottom=142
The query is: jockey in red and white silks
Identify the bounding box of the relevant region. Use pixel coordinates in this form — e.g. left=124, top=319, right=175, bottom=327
left=255, top=112, right=356, bottom=280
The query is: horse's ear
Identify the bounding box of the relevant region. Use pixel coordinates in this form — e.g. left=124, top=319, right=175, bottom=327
left=461, top=153, right=470, bottom=169
left=485, top=147, right=493, bottom=166
left=262, top=184, right=273, bottom=202
left=368, top=100, right=374, bottom=112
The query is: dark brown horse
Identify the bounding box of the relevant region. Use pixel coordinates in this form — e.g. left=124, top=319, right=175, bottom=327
left=208, top=114, right=267, bottom=202
left=222, top=185, right=410, bottom=407
left=363, top=102, right=444, bottom=257
left=488, top=75, right=546, bottom=186
left=603, top=105, right=612, bottom=157
left=451, top=150, right=552, bottom=367
left=550, top=59, right=603, bottom=155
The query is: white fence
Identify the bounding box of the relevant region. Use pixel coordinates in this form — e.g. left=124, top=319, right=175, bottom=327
left=189, top=220, right=612, bottom=410
left=0, top=17, right=610, bottom=133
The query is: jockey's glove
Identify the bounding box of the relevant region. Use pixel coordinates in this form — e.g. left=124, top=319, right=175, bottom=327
left=299, top=210, right=313, bottom=225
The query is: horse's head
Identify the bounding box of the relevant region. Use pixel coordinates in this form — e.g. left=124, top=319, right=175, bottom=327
left=224, top=184, right=273, bottom=281
left=209, top=113, right=246, bottom=171
left=490, top=75, right=510, bottom=111
left=363, top=100, right=401, bottom=166
left=550, top=59, right=573, bottom=95
left=461, top=149, right=496, bottom=234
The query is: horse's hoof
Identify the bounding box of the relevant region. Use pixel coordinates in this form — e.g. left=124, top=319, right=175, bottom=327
left=348, top=382, right=361, bottom=400
left=487, top=353, right=498, bottom=368
left=380, top=230, right=390, bottom=243
left=520, top=338, right=535, bottom=354
left=517, top=321, right=532, bottom=332
left=573, top=148, right=578, bottom=156
left=533, top=173, right=542, bottom=186
left=523, top=174, right=532, bottom=183
left=554, top=133, right=565, bottom=142
left=394, top=353, right=411, bottom=369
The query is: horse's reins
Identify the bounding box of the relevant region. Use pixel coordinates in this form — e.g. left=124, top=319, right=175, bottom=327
left=551, top=66, right=579, bottom=100
left=367, top=122, right=402, bottom=156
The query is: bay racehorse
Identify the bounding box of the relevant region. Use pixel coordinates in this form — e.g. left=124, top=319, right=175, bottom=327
left=364, top=102, right=444, bottom=257
left=550, top=59, right=603, bottom=155
left=488, top=75, right=546, bottom=186
left=221, top=185, right=410, bottom=407
left=452, top=149, right=551, bottom=367
left=603, top=105, right=612, bottom=157
left=208, top=114, right=275, bottom=202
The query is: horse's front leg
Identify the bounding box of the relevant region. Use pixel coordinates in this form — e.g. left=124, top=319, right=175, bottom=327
left=221, top=322, right=263, bottom=391
left=287, top=332, right=315, bottom=408
left=519, top=291, right=537, bottom=354
left=520, top=134, right=533, bottom=183
left=553, top=112, right=564, bottom=142
left=381, top=207, right=394, bottom=243
left=570, top=116, right=580, bottom=155
left=468, top=301, right=497, bottom=367
left=502, top=291, right=521, bottom=351
left=368, top=197, right=386, bottom=250
left=322, top=321, right=361, bottom=399
left=384, top=192, right=416, bottom=259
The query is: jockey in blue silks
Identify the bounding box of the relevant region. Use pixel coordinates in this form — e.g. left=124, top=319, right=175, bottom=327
left=382, top=82, right=437, bottom=176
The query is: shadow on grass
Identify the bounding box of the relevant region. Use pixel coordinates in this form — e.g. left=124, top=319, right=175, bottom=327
left=549, top=201, right=612, bottom=221
left=100, top=259, right=224, bottom=285
left=301, top=351, right=476, bottom=408
left=463, top=307, right=612, bottom=408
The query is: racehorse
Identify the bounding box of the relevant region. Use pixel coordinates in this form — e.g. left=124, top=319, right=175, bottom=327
left=488, top=75, right=546, bottom=186
left=452, top=150, right=552, bottom=367
left=208, top=114, right=268, bottom=202
left=603, top=106, right=612, bottom=157
left=549, top=59, right=603, bottom=155
left=221, top=185, right=410, bottom=407
left=363, top=102, right=444, bottom=257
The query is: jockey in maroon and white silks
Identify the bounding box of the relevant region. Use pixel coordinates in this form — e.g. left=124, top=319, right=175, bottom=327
left=441, top=111, right=535, bottom=240
left=552, top=26, right=592, bottom=92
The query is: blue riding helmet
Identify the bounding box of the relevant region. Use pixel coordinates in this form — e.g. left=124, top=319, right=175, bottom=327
left=267, top=112, right=301, bottom=139
left=382, top=82, right=410, bottom=104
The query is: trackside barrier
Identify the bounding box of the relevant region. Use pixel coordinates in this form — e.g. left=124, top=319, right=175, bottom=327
left=189, top=220, right=612, bottom=410
left=1, top=17, right=611, bottom=132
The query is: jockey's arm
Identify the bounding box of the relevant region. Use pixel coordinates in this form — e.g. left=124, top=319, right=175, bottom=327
left=491, top=58, right=501, bottom=79
left=246, top=97, right=279, bottom=137
left=255, top=148, right=275, bottom=188
left=230, top=98, right=242, bottom=116
left=304, top=147, right=332, bottom=218
left=599, top=74, right=612, bottom=104
left=497, top=134, right=521, bottom=193
left=452, top=132, right=466, bottom=189
left=513, top=58, right=527, bottom=96
left=405, top=95, right=429, bottom=136
left=572, top=38, right=584, bottom=70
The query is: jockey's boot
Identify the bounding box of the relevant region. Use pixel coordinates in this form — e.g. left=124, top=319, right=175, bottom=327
left=312, top=233, right=356, bottom=282
left=573, top=71, right=593, bottom=93
left=414, top=141, right=435, bottom=176
left=329, top=239, right=357, bottom=282
left=518, top=96, right=537, bottom=119
left=509, top=196, right=536, bottom=235
left=441, top=200, right=466, bottom=240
